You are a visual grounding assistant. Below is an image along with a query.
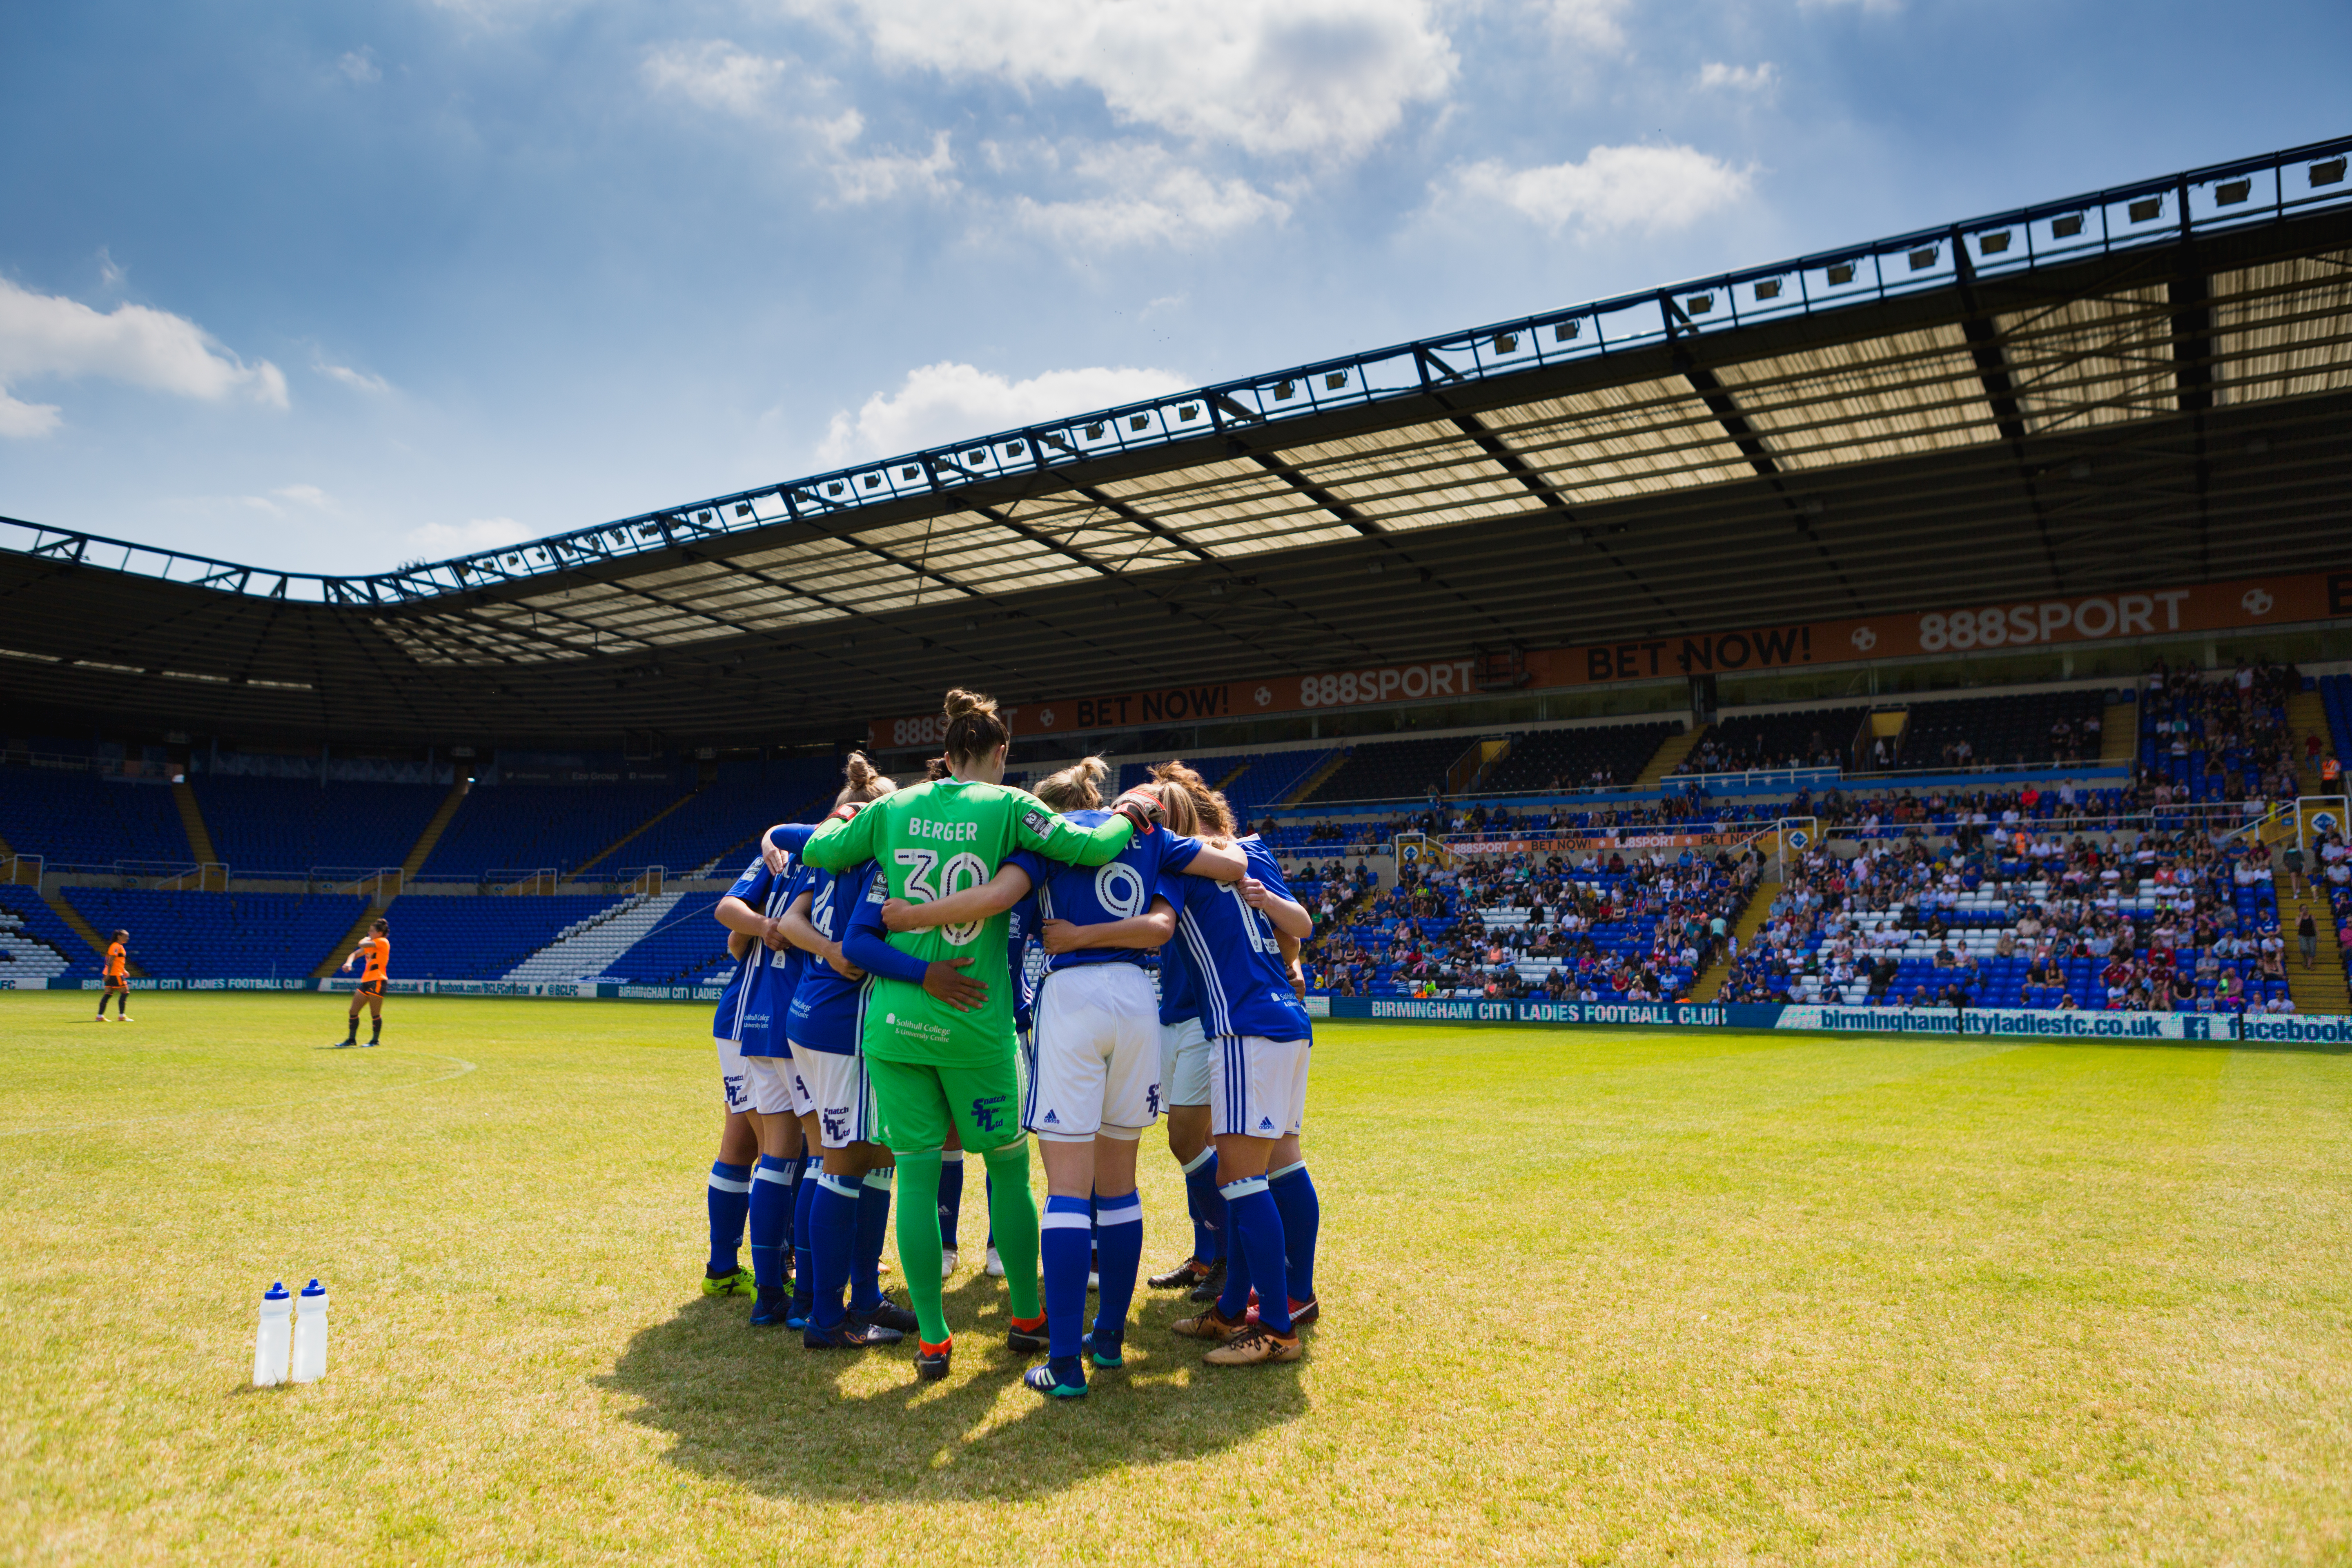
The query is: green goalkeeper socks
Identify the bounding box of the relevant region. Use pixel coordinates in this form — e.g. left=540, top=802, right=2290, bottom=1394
left=980, top=1139, right=1040, bottom=1322
left=890, top=1149, right=949, bottom=1345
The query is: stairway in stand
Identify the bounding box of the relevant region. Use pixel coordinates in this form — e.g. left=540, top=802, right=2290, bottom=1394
left=2285, top=690, right=2332, bottom=796
left=2283, top=893, right=2350, bottom=1017
left=1636, top=726, right=1706, bottom=789
left=1691, top=878, right=1776, bottom=1002
left=313, top=778, right=473, bottom=978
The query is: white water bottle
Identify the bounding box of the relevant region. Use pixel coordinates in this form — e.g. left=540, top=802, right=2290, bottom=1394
left=290, top=1279, right=330, bottom=1383
left=252, top=1282, right=292, bottom=1387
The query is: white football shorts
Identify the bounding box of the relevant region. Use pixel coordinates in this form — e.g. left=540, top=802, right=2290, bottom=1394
left=741, top=1054, right=800, bottom=1118
left=1210, top=1033, right=1310, bottom=1140
left=1159, top=1015, right=1212, bottom=1108
left=1027, top=963, right=1162, bottom=1142
left=789, top=1040, right=876, bottom=1150
left=714, top=1034, right=750, bottom=1115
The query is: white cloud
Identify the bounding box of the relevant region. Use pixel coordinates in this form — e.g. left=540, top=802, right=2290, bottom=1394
left=234, top=484, right=339, bottom=517
left=337, top=49, right=381, bottom=83
left=405, top=516, right=535, bottom=555
left=826, top=0, right=1457, bottom=160
left=817, top=361, right=1190, bottom=466
left=1697, top=60, right=1778, bottom=92
left=316, top=356, right=392, bottom=394
left=1013, top=145, right=1287, bottom=248
left=0, top=276, right=286, bottom=438
left=1454, top=143, right=1751, bottom=234
left=1544, top=0, right=1631, bottom=51
left=0, top=392, right=62, bottom=439
left=641, top=40, right=792, bottom=116
left=828, top=129, right=958, bottom=204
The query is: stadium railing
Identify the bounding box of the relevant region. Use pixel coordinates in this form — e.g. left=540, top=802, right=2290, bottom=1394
left=483, top=867, right=559, bottom=896
left=310, top=866, right=404, bottom=900
left=1, top=854, right=43, bottom=891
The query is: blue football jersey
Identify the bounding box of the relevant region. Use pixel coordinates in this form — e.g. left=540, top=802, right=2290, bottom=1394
left=1015, top=809, right=1203, bottom=974
left=787, top=862, right=881, bottom=1055
left=712, top=855, right=793, bottom=1046
left=742, top=865, right=813, bottom=1059
left=1156, top=913, right=1200, bottom=1027
left=1167, top=836, right=1310, bottom=1043
left=1007, top=891, right=1043, bottom=1033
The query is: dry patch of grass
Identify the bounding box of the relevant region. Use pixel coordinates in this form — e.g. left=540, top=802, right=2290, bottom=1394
left=3, top=995, right=2347, bottom=1564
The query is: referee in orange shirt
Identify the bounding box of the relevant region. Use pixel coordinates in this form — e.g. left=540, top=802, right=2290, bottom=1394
left=335, top=918, right=391, bottom=1047
left=96, top=929, right=131, bottom=1022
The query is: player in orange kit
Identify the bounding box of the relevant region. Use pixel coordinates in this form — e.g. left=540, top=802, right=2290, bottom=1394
left=96, top=929, right=131, bottom=1022
left=335, top=917, right=391, bottom=1047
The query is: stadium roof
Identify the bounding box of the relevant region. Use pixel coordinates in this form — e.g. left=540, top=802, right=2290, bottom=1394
left=5, top=136, right=2351, bottom=748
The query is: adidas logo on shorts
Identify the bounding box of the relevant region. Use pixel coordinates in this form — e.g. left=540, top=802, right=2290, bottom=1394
left=1041, top=1109, right=1059, bottom=1124
left=1257, top=1116, right=1275, bottom=1131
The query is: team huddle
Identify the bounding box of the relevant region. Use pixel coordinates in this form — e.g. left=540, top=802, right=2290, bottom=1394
left=700, top=689, right=1321, bottom=1395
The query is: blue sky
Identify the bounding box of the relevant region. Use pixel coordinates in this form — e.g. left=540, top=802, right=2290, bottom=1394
left=2, top=0, right=2345, bottom=576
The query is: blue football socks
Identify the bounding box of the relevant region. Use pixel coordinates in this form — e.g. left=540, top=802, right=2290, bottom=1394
left=851, top=1167, right=893, bottom=1314
left=1217, top=1176, right=1292, bottom=1334
left=1091, top=1187, right=1143, bottom=1348
left=938, top=1149, right=965, bottom=1250
left=791, top=1155, right=821, bottom=1315
left=809, top=1173, right=861, bottom=1331
left=747, top=1154, right=795, bottom=1293
left=1181, top=1146, right=1224, bottom=1263
left=1040, top=1193, right=1093, bottom=1361
left=706, top=1160, right=752, bottom=1276
left=1267, top=1160, right=1319, bottom=1302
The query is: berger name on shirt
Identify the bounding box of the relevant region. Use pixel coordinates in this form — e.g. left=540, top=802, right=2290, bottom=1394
left=909, top=817, right=980, bottom=842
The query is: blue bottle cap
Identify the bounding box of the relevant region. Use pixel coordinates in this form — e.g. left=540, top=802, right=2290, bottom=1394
left=300, top=1279, right=325, bottom=1296
left=265, top=1282, right=290, bottom=1300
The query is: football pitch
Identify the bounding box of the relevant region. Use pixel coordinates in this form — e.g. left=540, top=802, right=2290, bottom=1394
left=4, top=995, right=2348, bottom=1565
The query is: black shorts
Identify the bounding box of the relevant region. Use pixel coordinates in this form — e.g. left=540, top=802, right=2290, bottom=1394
left=356, top=979, right=386, bottom=998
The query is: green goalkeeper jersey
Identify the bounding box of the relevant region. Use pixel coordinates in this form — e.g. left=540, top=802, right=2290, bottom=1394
left=801, top=776, right=1137, bottom=1067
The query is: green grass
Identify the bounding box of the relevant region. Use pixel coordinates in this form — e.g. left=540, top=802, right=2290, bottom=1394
left=4, top=994, right=2350, bottom=1566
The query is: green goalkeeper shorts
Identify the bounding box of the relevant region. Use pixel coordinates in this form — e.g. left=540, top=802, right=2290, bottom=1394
left=867, top=1054, right=1025, bottom=1156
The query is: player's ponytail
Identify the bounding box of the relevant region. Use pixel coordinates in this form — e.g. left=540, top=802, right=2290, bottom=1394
left=836, top=750, right=898, bottom=806
left=941, top=688, right=1009, bottom=765
left=1151, top=758, right=1235, bottom=841
left=922, top=754, right=953, bottom=782
left=1035, top=755, right=1108, bottom=812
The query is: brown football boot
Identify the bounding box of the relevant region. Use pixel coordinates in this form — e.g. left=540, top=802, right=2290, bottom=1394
left=1203, top=1323, right=1303, bottom=1365
left=1170, top=1302, right=1249, bottom=1341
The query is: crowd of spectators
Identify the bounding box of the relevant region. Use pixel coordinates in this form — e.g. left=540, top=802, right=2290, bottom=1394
left=1304, top=844, right=1760, bottom=1003
left=1718, top=822, right=2319, bottom=1015
left=2133, top=657, right=2307, bottom=807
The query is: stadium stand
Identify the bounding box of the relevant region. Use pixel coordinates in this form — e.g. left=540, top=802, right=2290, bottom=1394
left=1678, top=706, right=1869, bottom=774
left=577, top=757, right=846, bottom=878
left=0, top=886, right=91, bottom=979
left=502, top=892, right=689, bottom=982
left=1903, top=689, right=2111, bottom=769
left=59, top=889, right=368, bottom=981
left=1299, top=736, right=1470, bottom=806
left=1218, top=751, right=1339, bottom=819
left=189, top=777, right=449, bottom=877
left=418, top=783, right=683, bottom=881
left=0, top=771, right=191, bottom=868
left=366, top=895, right=628, bottom=980
left=1477, top=722, right=1677, bottom=793
left=601, top=898, right=737, bottom=986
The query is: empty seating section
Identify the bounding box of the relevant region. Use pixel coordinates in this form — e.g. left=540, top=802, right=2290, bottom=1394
left=1307, top=737, right=1467, bottom=804
left=190, top=777, right=448, bottom=876
left=0, top=771, right=189, bottom=868
left=1219, top=751, right=1337, bottom=819
left=1682, top=706, right=1868, bottom=773
left=602, top=897, right=737, bottom=985
left=2325, top=675, right=2352, bottom=770
left=1903, top=689, right=2108, bottom=768
left=376, top=895, right=624, bottom=980
left=0, top=886, right=93, bottom=978
left=1480, top=723, right=1674, bottom=792
left=573, top=758, right=842, bottom=878
left=420, top=784, right=681, bottom=880
left=60, top=890, right=368, bottom=980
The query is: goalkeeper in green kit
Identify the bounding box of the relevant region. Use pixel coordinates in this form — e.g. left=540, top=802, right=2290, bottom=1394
left=800, top=689, right=1163, bottom=1381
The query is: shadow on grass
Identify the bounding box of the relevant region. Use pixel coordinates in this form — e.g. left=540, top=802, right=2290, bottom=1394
left=601, top=1271, right=1306, bottom=1501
